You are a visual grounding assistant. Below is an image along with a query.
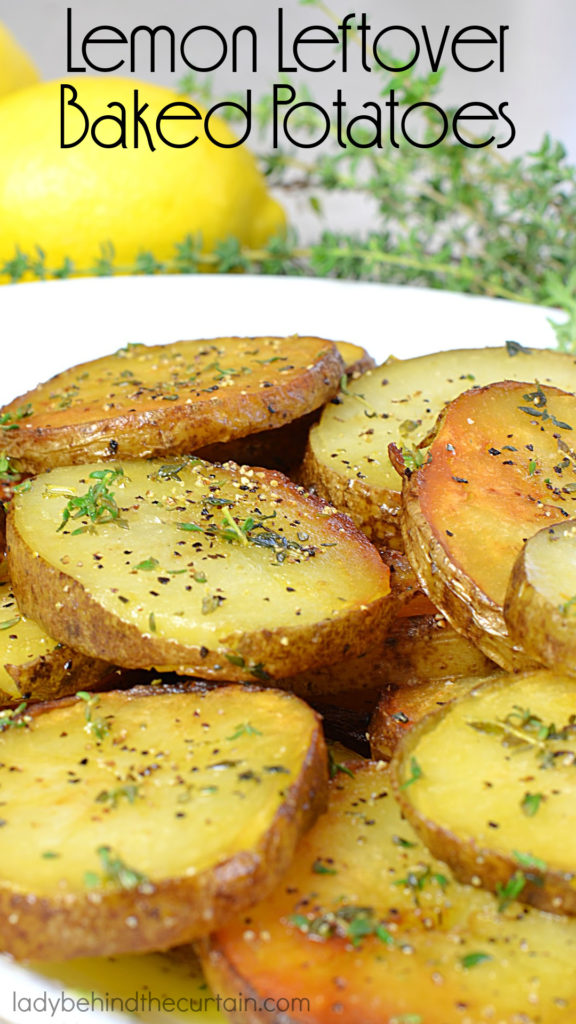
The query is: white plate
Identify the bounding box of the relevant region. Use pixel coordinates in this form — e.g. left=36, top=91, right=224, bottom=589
left=0, top=274, right=563, bottom=404
left=0, top=274, right=565, bottom=1024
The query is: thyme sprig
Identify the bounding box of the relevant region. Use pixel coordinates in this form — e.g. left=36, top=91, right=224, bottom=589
left=57, top=467, right=126, bottom=534
left=468, top=705, right=576, bottom=769
left=290, top=904, right=394, bottom=947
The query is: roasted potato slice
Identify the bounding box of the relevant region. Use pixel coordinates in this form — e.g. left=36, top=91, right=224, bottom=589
left=281, top=611, right=497, bottom=697
left=201, top=760, right=576, bottom=1024
left=401, top=379, right=576, bottom=669
left=301, top=345, right=576, bottom=546
left=369, top=672, right=505, bottom=760
left=7, top=458, right=392, bottom=683
left=505, top=519, right=576, bottom=673
left=195, top=342, right=375, bottom=476
left=0, top=683, right=327, bottom=960
left=393, top=670, right=576, bottom=916
left=0, top=336, right=344, bottom=473
left=0, top=578, right=115, bottom=706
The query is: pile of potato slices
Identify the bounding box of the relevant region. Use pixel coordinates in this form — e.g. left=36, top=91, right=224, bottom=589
left=2, top=335, right=576, bottom=1023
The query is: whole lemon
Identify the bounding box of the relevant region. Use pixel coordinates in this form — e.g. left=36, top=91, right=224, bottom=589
left=0, top=77, right=285, bottom=276
left=0, top=22, right=39, bottom=99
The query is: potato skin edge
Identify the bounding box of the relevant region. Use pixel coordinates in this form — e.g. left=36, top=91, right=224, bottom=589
left=391, top=686, right=576, bottom=916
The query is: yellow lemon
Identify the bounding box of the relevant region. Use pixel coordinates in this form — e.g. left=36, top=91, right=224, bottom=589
left=0, top=22, right=39, bottom=99
left=0, top=77, right=285, bottom=276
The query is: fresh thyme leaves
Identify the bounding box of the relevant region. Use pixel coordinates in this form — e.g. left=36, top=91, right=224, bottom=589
left=559, top=594, right=576, bottom=616
left=0, top=453, right=22, bottom=481
left=134, top=556, right=159, bottom=571
left=506, top=341, right=532, bottom=357
left=521, top=792, right=545, bottom=817
left=150, top=457, right=202, bottom=481
left=95, top=784, right=140, bottom=808
left=178, top=507, right=318, bottom=564
left=0, top=404, right=33, bottom=432
left=57, top=467, right=126, bottom=534
left=460, top=952, right=493, bottom=969
left=0, top=701, right=30, bottom=732
left=517, top=386, right=572, bottom=431
left=0, top=615, right=21, bottom=631
left=394, top=865, right=449, bottom=893
left=327, top=749, right=355, bottom=779
left=513, top=850, right=547, bottom=873
left=227, top=722, right=263, bottom=740
left=76, top=691, right=110, bottom=741
left=88, top=845, right=148, bottom=890
left=312, top=859, right=338, bottom=875
left=468, top=705, right=576, bottom=769
left=290, top=904, right=394, bottom=948
left=401, top=446, right=425, bottom=472
left=496, top=872, right=526, bottom=912
left=400, top=756, right=423, bottom=789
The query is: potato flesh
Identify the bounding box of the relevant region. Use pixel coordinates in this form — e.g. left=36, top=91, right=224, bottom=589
left=204, top=762, right=576, bottom=1023
left=0, top=687, right=318, bottom=896
left=308, top=345, right=576, bottom=500
left=417, top=381, right=576, bottom=605
left=0, top=579, right=59, bottom=698
left=520, top=521, right=576, bottom=607
left=396, top=672, right=576, bottom=874
left=11, top=460, right=389, bottom=648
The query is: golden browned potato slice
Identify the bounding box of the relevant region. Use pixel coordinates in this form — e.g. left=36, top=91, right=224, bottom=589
left=0, top=683, right=327, bottom=960
left=393, top=670, right=576, bottom=916
left=281, top=611, right=497, bottom=698
left=196, top=343, right=375, bottom=476
left=401, top=380, right=576, bottom=670
left=0, top=336, right=344, bottom=473
left=301, top=345, right=576, bottom=546
left=369, top=672, right=505, bottom=760
left=505, top=519, right=576, bottom=673
left=200, top=760, right=576, bottom=1024
left=8, top=458, right=392, bottom=683
left=0, top=578, right=115, bottom=706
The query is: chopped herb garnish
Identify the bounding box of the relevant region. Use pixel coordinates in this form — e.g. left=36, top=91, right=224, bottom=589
left=469, top=705, right=576, bottom=769
left=392, top=835, right=417, bottom=849
left=0, top=616, right=21, bottom=631
left=225, top=653, right=246, bottom=668
left=513, top=850, right=547, bottom=872
left=400, top=756, right=423, bottom=789
left=401, top=445, right=425, bottom=472
left=227, top=722, right=263, bottom=740
left=41, top=851, right=60, bottom=860
left=76, top=691, right=110, bottom=741
left=521, top=792, right=544, bottom=817
left=506, top=340, right=531, bottom=357
left=95, top=845, right=148, bottom=890
left=290, top=904, right=394, bottom=948
left=328, top=749, right=355, bottom=779
left=313, top=859, right=338, bottom=875
left=461, top=952, right=493, bottom=969
left=148, top=611, right=157, bottom=632
left=57, top=467, right=126, bottom=534
left=95, top=784, right=140, bottom=808
left=496, top=871, right=526, bottom=912
left=134, top=557, right=159, bottom=571
left=249, top=662, right=271, bottom=682
left=394, top=865, right=449, bottom=893
left=0, top=702, right=30, bottom=733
